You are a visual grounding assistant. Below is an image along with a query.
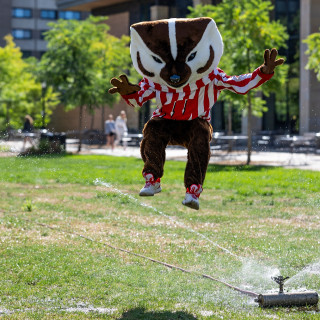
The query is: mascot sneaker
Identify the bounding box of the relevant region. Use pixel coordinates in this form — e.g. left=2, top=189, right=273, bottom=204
left=139, top=173, right=161, bottom=196
left=182, top=184, right=203, bottom=210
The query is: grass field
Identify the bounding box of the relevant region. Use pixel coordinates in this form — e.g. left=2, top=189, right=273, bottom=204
left=0, top=154, right=320, bottom=319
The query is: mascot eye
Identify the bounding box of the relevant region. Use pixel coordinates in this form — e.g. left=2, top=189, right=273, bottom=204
left=152, top=56, right=163, bottom=64
left=187, top=52, right=197, bottom=62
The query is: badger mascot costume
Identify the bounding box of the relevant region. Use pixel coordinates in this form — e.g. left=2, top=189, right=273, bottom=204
left=109, top=17, right=284, bottom=210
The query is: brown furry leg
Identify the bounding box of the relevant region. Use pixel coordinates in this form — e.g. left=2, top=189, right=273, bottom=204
left=140, top=119, right=170, bottom=180
left=184, top=119, right=212, bottom=188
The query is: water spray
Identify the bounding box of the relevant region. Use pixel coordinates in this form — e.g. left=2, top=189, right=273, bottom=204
left=19, top=217, right=319, bottom=309
left=93, top=180, right=319, bottom=307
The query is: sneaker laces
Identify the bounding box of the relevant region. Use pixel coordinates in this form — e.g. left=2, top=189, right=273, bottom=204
left=143, top=172, right=160, bottom=187
left=186, top=184, right=203, bottom=198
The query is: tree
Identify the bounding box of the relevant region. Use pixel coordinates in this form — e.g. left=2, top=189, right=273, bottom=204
left=0, top=36, right=59, bottom=133
left=304, top=29, right=320, bottom=80
left=40, top=16, right=133, bottom=152
left=25, top=57, right=60, bottom=129
left=188, top=0, right=288, bottom=164
left=0, top=35, right=37, bottom=132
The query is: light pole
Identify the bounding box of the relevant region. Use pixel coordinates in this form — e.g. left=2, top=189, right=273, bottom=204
left=41, top=82, right=47, bottom=129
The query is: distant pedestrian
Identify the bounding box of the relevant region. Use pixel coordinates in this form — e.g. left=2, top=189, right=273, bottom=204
left=105, top=114, right=116, bottom=150
left=22, top=115, right=35, bottom=151
left=115, top=110, right=128, bottom=150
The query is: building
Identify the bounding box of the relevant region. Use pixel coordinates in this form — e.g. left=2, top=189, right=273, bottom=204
left=0, top=0, right=87, bottom=58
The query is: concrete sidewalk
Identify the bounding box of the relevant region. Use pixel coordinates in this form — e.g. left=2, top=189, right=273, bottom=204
left=1, top=139, right=320, bottom=171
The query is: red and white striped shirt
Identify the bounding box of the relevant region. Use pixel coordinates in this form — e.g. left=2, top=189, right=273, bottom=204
left=122, top=67, right=273, bottom=121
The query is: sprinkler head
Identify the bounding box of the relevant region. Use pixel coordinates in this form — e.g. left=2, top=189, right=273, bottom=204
left=272, top=275, right=290, bottom=293
left=255, top=275, right=319, bottom=308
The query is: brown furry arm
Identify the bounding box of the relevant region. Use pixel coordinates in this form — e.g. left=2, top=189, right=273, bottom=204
left=108, top=74, right=141, bottom=95
left=260, top=49, right=285, bottom=74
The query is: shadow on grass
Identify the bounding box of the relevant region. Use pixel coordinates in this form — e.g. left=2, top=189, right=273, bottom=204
left=17, top=152, right=70, bottom=158
left=206, top=164, right=279, bottom=173
left=117, top=307, right=197, bottom=320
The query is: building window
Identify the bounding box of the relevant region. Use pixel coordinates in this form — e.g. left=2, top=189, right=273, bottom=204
left=40, top=30, right=48, bottom=40
left=58, top=11, right=81, bottom=20
left=288, top=0, right=299, bottom=13
left=40, top=10, right=57, bottom=20
left=22, top=51, right=32, bottom=58
left=276, top=0, right=286, bottom=13
left=12, top=29, right=32, bottom=40
left=12, top=8, right=32, bottom=18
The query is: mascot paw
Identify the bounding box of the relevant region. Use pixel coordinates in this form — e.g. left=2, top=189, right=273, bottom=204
left=260, top=48, right=284, bottom=74
left=108, top=74, right=141, bottom=95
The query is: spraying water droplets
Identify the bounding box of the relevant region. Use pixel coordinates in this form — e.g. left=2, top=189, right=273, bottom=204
left=94, top=178, right=240, bottom=260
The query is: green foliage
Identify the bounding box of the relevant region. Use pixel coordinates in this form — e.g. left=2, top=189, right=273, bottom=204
left=40, top=16, right=134, bottom=111
left=188, top=0, right=289, bottom=116
left=22, top=199, right=33, bottom=212
left=0, top=36, right=60, bottom=131
left=25, top=57, right=61, bottom=128
left=38, top=16, right=135, bottom=151
left=18, top=138, right=66, bottom=157
left=0, top=36, right=39, bottom=130
left=304, top=29, right=320, bottom=81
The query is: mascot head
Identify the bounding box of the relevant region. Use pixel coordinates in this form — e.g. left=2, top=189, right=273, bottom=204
left=130, top=17, right=223, bottom=88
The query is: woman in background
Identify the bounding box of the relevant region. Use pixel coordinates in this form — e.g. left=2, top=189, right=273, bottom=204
left=22, top=115, right=35, bottom=151
left=105, top=114, right=116, bottom=150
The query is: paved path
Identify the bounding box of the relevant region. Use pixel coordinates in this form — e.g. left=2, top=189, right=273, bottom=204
left=1, top=140, right=320, bottom=171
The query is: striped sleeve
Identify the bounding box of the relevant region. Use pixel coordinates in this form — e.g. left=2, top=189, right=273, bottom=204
left=214, top=67, right=273, bottom=95
left=121, top=79, right=155, bottom=108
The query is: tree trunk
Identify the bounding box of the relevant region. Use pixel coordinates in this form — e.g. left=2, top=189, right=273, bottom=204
left=246, top=93, right=252, bottom=165
left=78, top=105, right=83, bottom=152
left=90, top=111, right=94, bottom=130
left=101, top=105, right=105, bottom=132
left=246, top=47, right=252, bottom=165
left=5, top=102, right=10, bottom=131
left=101, top=105, right=105, bottom=145
left=5, top=102, right=11, bottom=139
left=227, top=103, right=233, bottom=152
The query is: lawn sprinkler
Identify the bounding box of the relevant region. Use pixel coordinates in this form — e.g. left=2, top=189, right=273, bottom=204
left=255, top=276, right=319, bottom=308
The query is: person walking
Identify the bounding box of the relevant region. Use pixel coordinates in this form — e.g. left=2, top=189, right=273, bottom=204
left=105, top=114, right=116, bottom=150
left=22, top=115, right=35, bottom=151
left=115, top=110, right=128, bottom=150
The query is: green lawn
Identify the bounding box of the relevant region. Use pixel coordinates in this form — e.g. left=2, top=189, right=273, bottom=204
left=0, top=154, right=320, bottom=319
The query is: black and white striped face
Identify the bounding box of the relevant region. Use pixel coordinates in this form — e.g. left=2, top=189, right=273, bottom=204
left=130, top=17, right=223, bottom=88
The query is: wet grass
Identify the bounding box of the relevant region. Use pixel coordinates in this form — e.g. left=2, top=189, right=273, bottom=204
left=0, top=155, right=320, bottom=319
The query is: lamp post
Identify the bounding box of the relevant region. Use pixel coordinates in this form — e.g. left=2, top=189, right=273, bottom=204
left=41, top=82, right=47, bottom=129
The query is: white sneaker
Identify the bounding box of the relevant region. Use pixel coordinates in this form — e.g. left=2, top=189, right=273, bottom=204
left=139, top=173, right=161, bottom=196
left=182, top=184, right=203, bottom=210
